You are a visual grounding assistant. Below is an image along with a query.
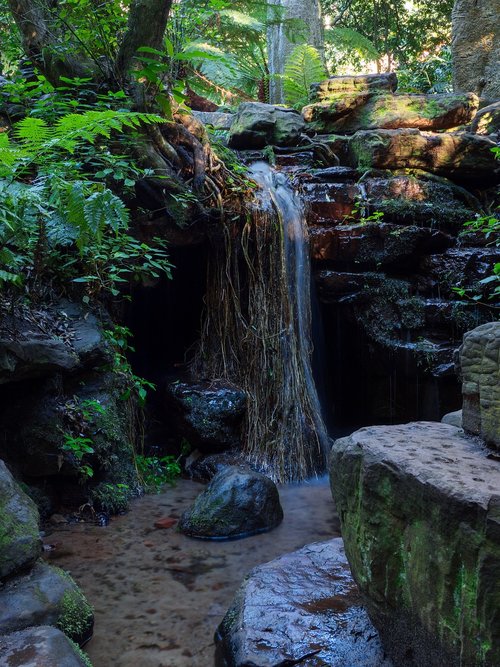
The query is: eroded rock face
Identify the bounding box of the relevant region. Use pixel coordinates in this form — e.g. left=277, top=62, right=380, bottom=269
left=166, top=380, right=246, bottom=452
left=215, top=538, right=392, bottom=667
left=178, top=466, right=283, bottom=539
left=329, top=422, right=500, bottom=667
left=471, top=101, right=500, bottom=136
left=0, top=626, right=90, bottom=667
left=310, top=73, right=398, bottom=100
left=0, top=460, right=41, bottom=581
left=347, top=129, right=498, bottom=181
left=0, top=561, right=94, bottom=645
left=304, top=93, right=478, bottom=134
left=460, top=322, right=500, bottom=448
left=228, top=102, right=305, bottom=149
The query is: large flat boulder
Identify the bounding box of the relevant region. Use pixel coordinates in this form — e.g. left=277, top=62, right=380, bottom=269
left=310, top=73, right=398, bottom=101
left=0, top=626, right=91, bottom=666
left=0, top=561, right=94, bottom=645
left=215, top=538, right=392, bottom=666
left=460, top=322, right=500, bottom=448
left=0, top=460, right=41, bottom=581
left=228, top=102, right=305, bottom=149
left=329, top=421, right=500, bottom=666
left=346, top=129, right=499, bottom=182
left=304, top=93, right=479, bottom=133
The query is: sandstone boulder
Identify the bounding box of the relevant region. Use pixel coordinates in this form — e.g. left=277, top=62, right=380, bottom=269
left=228, top=102, right=305, bottom=149
left=460, top=322, right=500, bottom=448
left=178, top=466, right=283, bottom=539
left=470, top=101, right=500, bottom=136
left=0, top=561, right=94, bottom=645
left=0, top=626, right=91, bottom=667
left=215, top=538, right=391, bottom=666
left=0, top=460, right=41, bottom=581
left=304, top=93, right=479, bottom=134
left=192, top=110, right=234, bottom=130
left=310, top=73, right=398, bottom=101
left=441, top=409, right=463, bottom=428
left=329, top=421, right=500, bottom=666
left=347, top=129, right=499, bottom=182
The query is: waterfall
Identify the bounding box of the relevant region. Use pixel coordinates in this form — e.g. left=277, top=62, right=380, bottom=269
left=194, top=162, right=329, bottom=482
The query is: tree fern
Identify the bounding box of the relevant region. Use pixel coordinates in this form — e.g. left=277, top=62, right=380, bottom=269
left=283, top=45, right=327, bottom=109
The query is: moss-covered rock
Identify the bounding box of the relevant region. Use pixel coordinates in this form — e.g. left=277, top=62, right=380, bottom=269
left=0, top=459, right=41, bottom=581
left=0, top=561, right=93, bottom=645
left=304, top=93, right=479, bottom=134
left=329, top=422, right=500, bottom=666
left=228, top=102, right=305, bottom=149
left=309, top=73, right=398, bottom=101
left=178, top=466, right=283, bottom=539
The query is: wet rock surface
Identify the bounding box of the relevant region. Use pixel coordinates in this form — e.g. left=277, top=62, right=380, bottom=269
left=215, top=538, right=392, bottom=667
left=460, top=322, right=500, bottom=448
left=329, top=421, right=500, bottom=667
left=42, top=477, right=339, bottom=667
left=178, top=466, right=283, bottom=539
left=229, top=102, right=305, bottom=149
left=0, top=561, right=93, bottom=644
left=185, top=449, right=260, bottom=482
left=166, top=380, right=247, bottom=452
left=0, top=460, right=41, bottom=580
left=0, top=626, right=89, bottom=667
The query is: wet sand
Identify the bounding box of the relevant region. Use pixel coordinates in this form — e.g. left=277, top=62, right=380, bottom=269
left=44, top=477, right=339, bottom=667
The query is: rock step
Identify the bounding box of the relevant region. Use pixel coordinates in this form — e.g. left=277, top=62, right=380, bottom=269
left=0, top=626, right=90, bottom=667
left=215, top=537, right=392, bottom=666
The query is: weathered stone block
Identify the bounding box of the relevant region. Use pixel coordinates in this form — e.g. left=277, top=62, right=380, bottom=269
left=215, top=538, right=391, bottom=666
left=303, top=93, right=479, bottom=133
left=0, top=460, right=41, bottom=581
left=460, top=322, right=500, bottom=448
left=329, top=421, right=500, bottom=666
left=471, top=101, right=500, bottom=136
left=347, top=129, right=499, bottom=182
left=310, top=73, right=398, bottom=101
left=228, top=102, right=305, bottom=149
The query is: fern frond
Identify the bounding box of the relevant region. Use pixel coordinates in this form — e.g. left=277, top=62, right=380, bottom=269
left=325, top=27, right=380, bottom=60
left=283, top=45, right=327, bottom=109
left=13, top=117, right=53, bottom=150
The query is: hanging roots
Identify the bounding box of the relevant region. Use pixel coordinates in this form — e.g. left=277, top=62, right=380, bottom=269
left=192, top=186, right=325, bottom=483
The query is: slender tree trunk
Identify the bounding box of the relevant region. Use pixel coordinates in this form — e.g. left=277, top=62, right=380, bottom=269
left=267, top=0, right=324, bottom=104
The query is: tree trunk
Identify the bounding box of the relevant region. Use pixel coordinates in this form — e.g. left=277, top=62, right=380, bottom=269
left=267, top=0, right=324, bottom=104
left=452, top=0, right=500, bottom=100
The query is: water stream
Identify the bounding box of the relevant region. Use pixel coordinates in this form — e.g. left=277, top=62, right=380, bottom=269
left=44, top=478, right=339, bottom=666
left=249, top=162, right=330, bottom=460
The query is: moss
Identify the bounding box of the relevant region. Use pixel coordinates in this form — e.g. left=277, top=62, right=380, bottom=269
left=67, top=638, right=94, bottom=667
left=54, top=571, right=94, bottom=644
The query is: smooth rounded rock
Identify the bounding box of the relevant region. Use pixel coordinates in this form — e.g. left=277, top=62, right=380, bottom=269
left=0, top=561, right=94, bottom=645
left=215, top=538, right=392, bottom=666
left=178, top=466, right=283, bottom=539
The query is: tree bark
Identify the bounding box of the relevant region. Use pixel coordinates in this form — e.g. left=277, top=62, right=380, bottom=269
left=452, top=0, right=500, bottom=100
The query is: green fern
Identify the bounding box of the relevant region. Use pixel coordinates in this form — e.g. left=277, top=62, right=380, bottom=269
left=325, top=27, right=380, bottom=61
left=283, top=44, right=327, bottom=109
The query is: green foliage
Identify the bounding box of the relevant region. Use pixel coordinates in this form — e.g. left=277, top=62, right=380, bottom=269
left=59, top=398, right=107, bottom=481
left=135, top=454, right=181, bottom=493
left=89, top=482, right=131, bottom=514
left=283, top=45, right=327, bottom=109
left=56, top=583, right=94, bottom=643
left=0, top=107, right=172, bottom=296
left=398, top=46, right=452, bottom=93
left=103, top=325, right=156, bottom=407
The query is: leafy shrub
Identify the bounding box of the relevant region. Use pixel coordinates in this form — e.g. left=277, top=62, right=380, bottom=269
left=283, top=44, right=327, bottom=109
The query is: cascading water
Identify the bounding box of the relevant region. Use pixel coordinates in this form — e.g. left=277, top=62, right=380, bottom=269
left=195, top=161, right=329, bottom=482
left=250, top=162, right=329, bottom=456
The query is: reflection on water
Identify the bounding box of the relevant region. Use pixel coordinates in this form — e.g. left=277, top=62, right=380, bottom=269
left=44, top=477, right=339, bottom=667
